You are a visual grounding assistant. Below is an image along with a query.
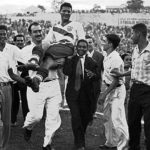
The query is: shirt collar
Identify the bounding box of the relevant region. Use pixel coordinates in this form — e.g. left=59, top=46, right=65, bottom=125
left=105, top=50, right=118, bottom=59
left=77, top=53, right=86, bottom=59
left=87, top=50, right=94, bottom=57
left=136, top=41, right=150, bottom=54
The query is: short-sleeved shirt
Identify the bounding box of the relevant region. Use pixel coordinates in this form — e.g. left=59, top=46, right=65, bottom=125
left=0, top=52, right=12, bottom=82
left=103, top=50, right=125, bottom=85
left=1, top=43, right=24, bottom=75
left=43, top=21, right=85, bottom=46
left=21, top=42, right=36, bottom=63
left=131, top=42, right=150, bottom=86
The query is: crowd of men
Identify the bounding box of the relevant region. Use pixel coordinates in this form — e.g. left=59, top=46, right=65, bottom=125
left=0, top=2, right=150, bottom=150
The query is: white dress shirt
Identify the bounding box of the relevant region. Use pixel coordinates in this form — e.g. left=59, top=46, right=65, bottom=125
left=87, top=50, right=94, bottom=58
left=0, top=52, right=12, bottom=82
left=103, top=50, right=125, bottom=85
left=1, top=43, right=25, bottom=75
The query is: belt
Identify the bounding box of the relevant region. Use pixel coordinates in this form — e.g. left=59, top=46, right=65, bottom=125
left=106, top=83, right=121, bottom=87
left=43, top=78, right=56, bottom=82
left=132, top=80, right=147, bottom=85
left=0, top=82, right=10, bottom=87
left=104, top=81, right=121, bottom=87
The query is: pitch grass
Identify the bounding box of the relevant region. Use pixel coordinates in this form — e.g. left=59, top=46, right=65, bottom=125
left=8, top=105, right=145, bottom=150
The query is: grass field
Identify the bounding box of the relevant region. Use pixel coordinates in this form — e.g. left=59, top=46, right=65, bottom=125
left=7, top=103, right=146, bottom=150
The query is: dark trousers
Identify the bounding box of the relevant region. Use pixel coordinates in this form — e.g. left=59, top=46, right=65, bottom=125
left=128, top=83, right=150, bottom=150
left=0, top=84, right=12, bottom=149
left=67, top=88, right=93, bottom=148
left=11, top=83, right=29, bottom=123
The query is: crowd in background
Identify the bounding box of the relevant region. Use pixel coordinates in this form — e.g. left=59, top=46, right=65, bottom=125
left=1, top=18, right=142, bottom=55
left=1, top=6, right=150, bottom=149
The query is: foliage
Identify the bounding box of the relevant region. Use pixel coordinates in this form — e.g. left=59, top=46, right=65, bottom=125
left=51, top=0, right=65, bottom=12
left=38, top=5, right=46, bottom=13
left=126, top=0, right=144, bottom=13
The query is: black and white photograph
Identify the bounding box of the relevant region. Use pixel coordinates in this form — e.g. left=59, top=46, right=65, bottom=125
left=0, top=0, right=150, bottom=150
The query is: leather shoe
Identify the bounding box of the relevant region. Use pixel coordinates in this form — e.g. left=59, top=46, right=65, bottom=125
left=24, top=128, right=32, bottom=141
left=77, top=147, right=85, bottom=150
left=42, top=144, right=55, bottom=150
left=99, top=144, right=116, bottom=149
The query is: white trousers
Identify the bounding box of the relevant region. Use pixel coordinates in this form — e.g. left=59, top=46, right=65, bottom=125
left=24, top=79, right=62, bottom=147
left=103, top=84, right=129, bottom=150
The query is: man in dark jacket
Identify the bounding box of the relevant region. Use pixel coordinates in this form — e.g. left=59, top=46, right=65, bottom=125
left=63, top=39, right=100, bottom=150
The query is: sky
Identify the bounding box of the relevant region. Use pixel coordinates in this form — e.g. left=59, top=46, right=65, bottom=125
left=0, top=0, right=150, bottom=14
left=0, top=0, right=150, bottom=10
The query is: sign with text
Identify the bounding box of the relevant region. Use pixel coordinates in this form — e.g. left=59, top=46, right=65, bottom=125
left=119, top=17, right=150, bottom=27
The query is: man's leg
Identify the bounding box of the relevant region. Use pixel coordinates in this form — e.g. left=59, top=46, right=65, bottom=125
left=11, top=83, right=20, bottom=125
left=0, top=85, right=12, bottom=149
left=128, top=84, right=143, bottom=150
left=23, top=86, right=46, bottom=141
left=20, top=85, right=29, bottom=121
left=67, top=98, right=85, bottom=149
left=43, top=80, right=62, bottom=147
left=142, top=85, right=150, bottom=150
left=111, top=85, right=128, bottom=150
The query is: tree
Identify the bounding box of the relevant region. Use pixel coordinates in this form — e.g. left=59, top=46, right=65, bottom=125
left=38, top=5, right=46, bottom=13
left=92, top=4, right=101, bottom=13
left=126, top=0, right=144, bottom=13
left=51, top=0, right=65, bottom=12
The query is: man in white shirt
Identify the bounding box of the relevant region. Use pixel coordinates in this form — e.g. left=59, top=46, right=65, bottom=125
left=0, top=25, right=24, bottom=150
left=26, top=2, right=85, bottom=92
left=98, top=34, right=128, bottom=150
left=11, top=34, right=29, bottom=127
left=20, top=22, right=62, bottom=150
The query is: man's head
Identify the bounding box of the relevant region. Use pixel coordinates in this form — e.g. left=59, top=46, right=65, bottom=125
left=0, top=25, right=8, bottom=45
left=76, top=39, right=88, bottom=57
left=14, top=34, right=25, bottom=49
left=131, top=23, right=147, bottom=44
left=60, top=2, right=72, bottom=23
left=28, top=22, right=43, bottom=44
left=85, top=35, right=94, bottom=52
left=121, top=53, right=131, bottom=67
left=102, top=34, right=120, bottom=52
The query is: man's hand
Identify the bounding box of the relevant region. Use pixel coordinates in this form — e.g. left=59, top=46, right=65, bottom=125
left=110, top=68, right=123, bottom=77
left=8, top=68, right=26, bottom=84
left=98, top=93, right=107, bottom=105
left=17, top=63, right=39, bottom=71
left=85, top=69, right=95, bottom=79
left=55, top=58, right=65, bottom=66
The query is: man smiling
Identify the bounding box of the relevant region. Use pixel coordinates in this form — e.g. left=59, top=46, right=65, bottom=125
left=25, top=2, right=86, bottom=92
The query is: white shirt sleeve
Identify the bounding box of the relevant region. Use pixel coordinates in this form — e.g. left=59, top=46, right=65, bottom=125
left=109, top=58, right=121, bottom=75
left=13, top=46, right=26, bottom=64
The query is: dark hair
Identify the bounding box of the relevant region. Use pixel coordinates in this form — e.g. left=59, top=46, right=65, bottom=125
left=0, top=25, right=7, bottom=31
left=121, top=53, right=130, bottom=61
left=77, top=39, right=88, bottom=47
left=105, top=34, right=120, bottom=49
left=60, top=2, right=72, bottom=11
left=85, top=35, right=92, bottom=39
left=132, top=23, right=147, bottom=38
left=28, top=22, right=40, bottom=34
left=14, top=34, right=25, bottom=42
